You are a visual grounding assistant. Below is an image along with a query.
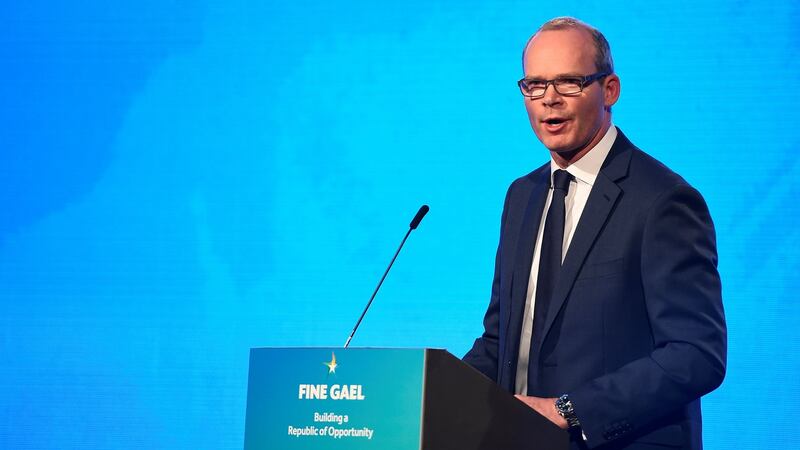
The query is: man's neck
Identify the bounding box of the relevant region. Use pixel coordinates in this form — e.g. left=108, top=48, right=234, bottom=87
left=550, top=120, right=612, bottom=168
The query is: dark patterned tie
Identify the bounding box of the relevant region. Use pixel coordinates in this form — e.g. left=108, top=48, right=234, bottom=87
left=528, top=169, right=572, bottom=393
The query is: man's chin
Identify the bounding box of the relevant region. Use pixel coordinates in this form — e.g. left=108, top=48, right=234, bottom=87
left=544, top=142, right=577, bottom=155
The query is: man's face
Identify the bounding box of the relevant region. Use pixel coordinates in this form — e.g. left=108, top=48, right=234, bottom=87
left=522, top=28, right=619, bottom=159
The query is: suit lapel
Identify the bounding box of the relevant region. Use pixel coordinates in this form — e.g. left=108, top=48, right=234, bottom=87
left=534, top=131, right=634, bottom=352
left=504, top=167, right=549, bottom=370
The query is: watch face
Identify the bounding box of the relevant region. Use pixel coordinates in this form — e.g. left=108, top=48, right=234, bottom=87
left=556, top=395, right=580, bottom=428
left=556, top=396, right=574, bottom=415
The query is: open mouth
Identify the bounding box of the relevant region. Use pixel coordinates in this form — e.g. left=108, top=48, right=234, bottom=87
left=542, top=118, right=569, bottom=132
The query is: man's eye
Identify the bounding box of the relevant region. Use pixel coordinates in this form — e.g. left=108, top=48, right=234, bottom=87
left=527, top=80, right=547, bottom=88
left=555, top=78, right=582, bottom=87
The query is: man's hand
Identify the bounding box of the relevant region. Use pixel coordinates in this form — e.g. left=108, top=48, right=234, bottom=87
left=514, top=395, right=568, bottom=429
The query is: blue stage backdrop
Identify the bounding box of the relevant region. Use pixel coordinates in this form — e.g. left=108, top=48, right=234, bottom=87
left=1, top=1, right=798, bottom=448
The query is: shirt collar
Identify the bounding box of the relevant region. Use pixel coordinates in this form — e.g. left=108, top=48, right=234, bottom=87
left=549, top=124, right=617, bottom=187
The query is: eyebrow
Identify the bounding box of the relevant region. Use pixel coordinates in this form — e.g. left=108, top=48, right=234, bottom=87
left=524, top=72, right=585, bottom=79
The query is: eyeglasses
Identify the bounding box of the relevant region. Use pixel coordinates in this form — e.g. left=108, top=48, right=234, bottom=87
left=517, top=72, right=610, bottom=99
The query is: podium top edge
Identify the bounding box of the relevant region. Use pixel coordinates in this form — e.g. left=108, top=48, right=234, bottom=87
left=249, top=346, right=446, bottom=351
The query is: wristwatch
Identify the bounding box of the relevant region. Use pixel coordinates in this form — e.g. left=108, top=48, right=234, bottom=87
left=555, top=394, right=581, bottom=428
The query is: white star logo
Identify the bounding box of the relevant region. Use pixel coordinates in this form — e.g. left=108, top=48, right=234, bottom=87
left=323, top=352, right=338, bottom=374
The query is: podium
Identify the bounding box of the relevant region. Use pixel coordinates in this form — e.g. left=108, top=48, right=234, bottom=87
left=244, top=348, right=568, bottom=449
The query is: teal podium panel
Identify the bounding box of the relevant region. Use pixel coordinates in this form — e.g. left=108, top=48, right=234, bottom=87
left=244, top=348, right=426, bottom=449
left=244, top=348, right=568, bottom=450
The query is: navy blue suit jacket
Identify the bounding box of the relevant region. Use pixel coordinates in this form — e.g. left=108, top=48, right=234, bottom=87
left=463, top=129, right=727, bottom=449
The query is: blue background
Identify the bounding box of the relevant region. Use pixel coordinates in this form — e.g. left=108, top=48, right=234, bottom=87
left=1, top=1, right=798, bottom=448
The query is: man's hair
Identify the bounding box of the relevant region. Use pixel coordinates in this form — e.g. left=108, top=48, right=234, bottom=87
left=523, top=17, right=614, bottom=74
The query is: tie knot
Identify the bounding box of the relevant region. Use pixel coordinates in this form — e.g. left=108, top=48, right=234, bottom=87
left=552, top=169, right=572, bottom=192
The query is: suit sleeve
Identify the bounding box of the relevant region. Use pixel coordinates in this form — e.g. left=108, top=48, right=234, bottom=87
left=462, top=182, right=515, bottom=382
left=570, top=184, right=727, bottom=447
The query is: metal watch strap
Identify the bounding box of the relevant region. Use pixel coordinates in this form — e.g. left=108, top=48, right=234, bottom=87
left=555, top=394, right=581, bottom=428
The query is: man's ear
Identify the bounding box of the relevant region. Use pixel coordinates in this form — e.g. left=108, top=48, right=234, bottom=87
left=604, top=74, right=621, bottom=109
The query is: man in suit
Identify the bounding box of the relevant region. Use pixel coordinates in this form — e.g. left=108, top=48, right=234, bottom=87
left=463, top=17, right=727, bottom=449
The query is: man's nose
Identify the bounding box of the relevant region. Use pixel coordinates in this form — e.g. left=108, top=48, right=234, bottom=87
left=541, top=83, right=563, bottom=107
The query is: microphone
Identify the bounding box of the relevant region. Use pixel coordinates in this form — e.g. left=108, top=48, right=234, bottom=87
left=343, top=205, right=430, bottom=348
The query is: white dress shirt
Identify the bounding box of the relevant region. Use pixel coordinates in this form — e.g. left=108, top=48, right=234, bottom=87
left=515, top=125, right=618, bottom=395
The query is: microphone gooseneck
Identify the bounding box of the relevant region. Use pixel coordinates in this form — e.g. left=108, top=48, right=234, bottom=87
left=344, top=205, right=430, bottom=348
